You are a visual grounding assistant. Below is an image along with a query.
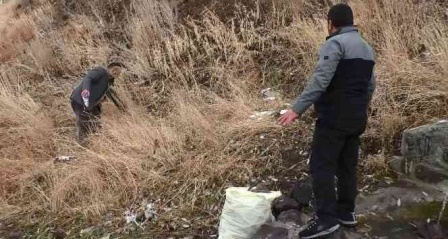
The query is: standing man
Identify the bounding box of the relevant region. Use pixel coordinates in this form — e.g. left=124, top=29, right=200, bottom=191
left=70, top=62, right=127, bottom=145
left=279, top=4, right=376, bottom=238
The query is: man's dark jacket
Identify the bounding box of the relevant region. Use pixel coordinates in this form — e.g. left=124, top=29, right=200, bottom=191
left=292, top=26, right=376, bottom=130
left=70, top=66, right=124, bottom=110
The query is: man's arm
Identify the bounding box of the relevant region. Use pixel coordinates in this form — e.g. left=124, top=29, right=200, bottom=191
left=106, top=87, right=127, bottom=112
left=291, top=40, right=343, bottom=114
left=81, top=67, right=104, bottom=93
left=367, top=71, right=376, bottom=102
left=81, top=67, right=104, bottom=108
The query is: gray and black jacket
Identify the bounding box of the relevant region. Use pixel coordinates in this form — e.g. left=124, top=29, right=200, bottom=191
left=292, top=26, right=376, bottom=130
left=70, top=66, right=125, bottom=111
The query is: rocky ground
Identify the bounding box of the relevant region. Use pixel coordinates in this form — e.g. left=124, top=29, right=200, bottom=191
left=252, top=179, right=447, bottom=239
left=252, top=121, right=448, bottom=239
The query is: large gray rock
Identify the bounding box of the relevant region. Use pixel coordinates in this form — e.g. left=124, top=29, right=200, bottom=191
left=252, top=209, right=307, bottom=239
left=356, top=186, right=439, bottom=214
left=272, top=196, right=301, bottom=219
left=252, top=224, right=289, bottom=239
left=399, top=121, right=448, bottom=183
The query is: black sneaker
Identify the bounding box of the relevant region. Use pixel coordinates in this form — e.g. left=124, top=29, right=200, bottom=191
left=338, top=212, right=357, bottom=226
left=299, top=216, right=340, bottom=239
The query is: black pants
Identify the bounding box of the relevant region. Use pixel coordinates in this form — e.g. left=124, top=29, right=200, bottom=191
left=310, top=120, right=365, bottom=224
left=71, top=100, right=102, bottom=145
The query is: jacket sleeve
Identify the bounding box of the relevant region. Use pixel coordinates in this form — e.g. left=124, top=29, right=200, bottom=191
left=367, top=71, right=376, bottom=102
left=291, top=39, right=343, bottom=114
left=106, top=87, right=127, bottom=112
left=81, top=67, right=104, bottom=94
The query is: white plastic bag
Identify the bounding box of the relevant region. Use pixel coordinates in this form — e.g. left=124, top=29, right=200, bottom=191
left=218, top=187, right=282, bottom=239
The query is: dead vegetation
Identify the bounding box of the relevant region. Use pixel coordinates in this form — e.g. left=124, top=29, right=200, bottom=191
left=0, top=0, right=447, bottom=237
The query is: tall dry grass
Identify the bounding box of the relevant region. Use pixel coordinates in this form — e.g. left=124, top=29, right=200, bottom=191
left=0, top=0, right=447, bottom=237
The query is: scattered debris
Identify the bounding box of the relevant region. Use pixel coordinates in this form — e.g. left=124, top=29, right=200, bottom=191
left=124, top=210, right=137, bottom=224
left=269, top=176, right=278, bottom=182
left=249, top=111, right=276, bottom=120
left=418, top=44, right=432, bottom=61
left=397, top=198, right=401, bottom=207
left=103, top=212, right=114, bottom=226
left=80, top=227, right=94, bottom=235
left=54, top=155, right=76, bottom=164
left=182, top=224, right=190, bottom=229
left=145, top=203, right=157, bottom=220
left=386, top=214, right=394, bottom=221
left=280, top=109, right=288, bottom=115
left=260, top=88, right=277, bottom=102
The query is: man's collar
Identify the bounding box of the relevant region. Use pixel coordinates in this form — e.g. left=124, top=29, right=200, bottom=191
left=326, top=26, right=358, bottom=40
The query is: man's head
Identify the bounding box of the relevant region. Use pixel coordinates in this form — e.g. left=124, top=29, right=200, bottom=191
left=107, top=62, right=125, bottom=79
left=327, top=4, right=354, bottom=35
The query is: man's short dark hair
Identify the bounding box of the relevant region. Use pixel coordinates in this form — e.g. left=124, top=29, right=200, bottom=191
left=327, top=4, right=354, bottom=28
left=107, top=62, right=125, bottom=68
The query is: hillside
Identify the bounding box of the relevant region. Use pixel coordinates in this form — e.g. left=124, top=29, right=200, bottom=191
left=0, top=0, right=447, bottom=238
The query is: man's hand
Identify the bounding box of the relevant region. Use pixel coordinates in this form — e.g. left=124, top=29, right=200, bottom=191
left=278, top=109, right=300, bottom=126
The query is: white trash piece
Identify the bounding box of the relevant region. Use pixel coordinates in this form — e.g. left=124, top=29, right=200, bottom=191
left=218, top=187, right=281, bottom=239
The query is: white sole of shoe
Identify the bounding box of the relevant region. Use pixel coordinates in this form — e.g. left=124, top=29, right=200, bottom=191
left=300, top=224, right=340, bottom=239
left=339, top=219, right=358, bottom=226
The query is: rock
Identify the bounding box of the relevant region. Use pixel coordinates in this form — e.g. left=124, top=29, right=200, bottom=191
left=356, top=186, right=440, bottom=214
left=415, top=163, right=448, bottom=183
left=417, top=221, right=446, bottom=239
left=325, top=229, right=365, bottom=239
left=290, top=178, right=313, bottom=207
left=277, top=210, right=304, bottom=225
left=272, top=196, right=301, bottom=219
left=252, top=224, right=289, bottom=239
left=254, top=198, right=307, bottom=239
left=249, top=182, right=271, bottom=193
left=401, top=122, right=448, bottom=184
left=401, top=122, right=448, bottom=169
left=388, top=156, right=406, bottom=174
left=52, top=228, right=67, bottom=239
left=8, top=230, right=23, bottom=239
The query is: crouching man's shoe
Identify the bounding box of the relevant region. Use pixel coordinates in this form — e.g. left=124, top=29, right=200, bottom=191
left=299, top=216, right=340, bottom=239
left=338, top=212, right=357, bottom=227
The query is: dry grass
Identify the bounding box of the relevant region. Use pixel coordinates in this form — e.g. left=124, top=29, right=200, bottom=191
left=0, top=0, right=447, bottom=237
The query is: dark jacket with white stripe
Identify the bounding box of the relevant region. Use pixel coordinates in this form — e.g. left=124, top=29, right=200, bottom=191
left=292, top=26, right=376, bottom=130
left=70, top=66, right=125, bottom=111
